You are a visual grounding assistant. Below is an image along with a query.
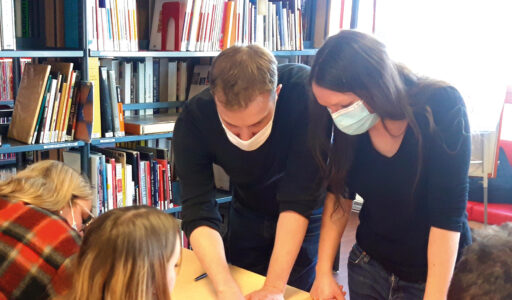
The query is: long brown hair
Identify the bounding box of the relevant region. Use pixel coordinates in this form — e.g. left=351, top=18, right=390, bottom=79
left=309, top=30, right=446, bottom=205
left=65, top=206, right=181, bottom=300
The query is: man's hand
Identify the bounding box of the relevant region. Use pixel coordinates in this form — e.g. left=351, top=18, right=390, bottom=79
left=310, top=273, right=346, bottom=300
left=217, top=286, right=245, bottom=300
left=245, top=286, right=285, bottom=300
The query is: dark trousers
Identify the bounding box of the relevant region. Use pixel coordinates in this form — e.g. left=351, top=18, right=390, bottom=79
left=348, top=244, right=426, bottom=300
left=224, top=202, right=322, bottom=291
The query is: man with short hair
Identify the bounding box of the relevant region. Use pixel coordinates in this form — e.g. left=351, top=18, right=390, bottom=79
left=174, top=45, right=324, bottom=299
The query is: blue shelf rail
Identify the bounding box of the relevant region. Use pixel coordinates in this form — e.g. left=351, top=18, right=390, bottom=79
left=122, top=101, right=183, bottom=111
left=90, top=132, right=174, bottom=145
left=0, top=50, right=84, bottom=58
left=164, top=190, right=232, bottom=214
left=90, top=49, right=318, bottom=58
left=0, top=139, right=85, bottom=154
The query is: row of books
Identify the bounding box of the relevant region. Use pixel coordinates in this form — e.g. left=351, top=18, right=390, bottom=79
left=8, top=63, right=83, bottom=144
left=87, top=0, right=139, bottom=52
left=87, top=57, right=211, bottom=139
left=1, top=0, right=82, bottom=50
left=166, top=0, right=305, bottom=51
left=62, top=143, right=176, bottom=216
left=0, top=57, right=30, bottom=101
left=162, top=0, right=305, bottom=51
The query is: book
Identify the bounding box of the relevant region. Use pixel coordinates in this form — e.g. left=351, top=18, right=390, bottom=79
left=99, top=66, right=114, bottom=137
left=108, top=69, right=122, bottom=137
left=0, top=0, right=16, bottom=50
left=124, top=113, right=178, bottom=135
left=144, top=57, right=153, bottom=115
left=88, top=57, right=102, bottom=138
left=40, top=77, right=57, bottom=144
left=8, top=64, right=51, bottom=144
left=75, top=82, right=95, bottom=143
left=188, top=64, right=210, bottom=99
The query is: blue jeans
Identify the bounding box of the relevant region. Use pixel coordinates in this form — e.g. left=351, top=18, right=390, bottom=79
left=224, top=201, right=322, bottom=291
left=348, top=244, right=426, bottom=300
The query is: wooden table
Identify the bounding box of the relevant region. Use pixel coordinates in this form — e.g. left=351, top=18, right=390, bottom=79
left=172, top=249, right=312, bottom=299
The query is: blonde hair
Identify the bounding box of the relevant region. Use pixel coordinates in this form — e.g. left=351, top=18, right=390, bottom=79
left=0, top=160, right=94, bottom=213
left=66, top=206, right=181, bottom=300
left=210, top=44, right=278, bottom=110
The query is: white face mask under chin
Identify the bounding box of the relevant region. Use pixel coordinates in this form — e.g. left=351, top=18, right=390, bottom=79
left=220, top=112, right=274, bottom=151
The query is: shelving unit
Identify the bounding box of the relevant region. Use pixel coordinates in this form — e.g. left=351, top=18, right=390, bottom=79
left=0, top=0, right=317, bottom=214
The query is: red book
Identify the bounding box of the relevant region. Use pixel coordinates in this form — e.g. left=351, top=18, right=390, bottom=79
left=158, top=164, right=164, bottom=210
left=110, top=158, right=117, bottom=209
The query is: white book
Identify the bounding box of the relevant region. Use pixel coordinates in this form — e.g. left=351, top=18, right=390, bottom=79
left=109, top=0, right=120, bottom=51
left=118, top=0, right=130, bottom=51
left=101, top=2, right=113, bottom=51
left=282, top=8, right=288, bottom=50
left=144, top=58, right=153, bottom=115
left=136, top=61, right=145, bottom=115
left=106, top=162, right=114, bottom=211
left=48, top=75, right=62, bottom=143
left=87, top=0, right=98, bottom=51
left=187, top=0, right=203, bottom=51
left=180, top=0, right=192, bottom=51
left=342, top=0, right=353, bottom=30
left=89, top=154, right=101, bottom=216
left=196, top=0, right=208, bottom=51
left=120, top=61, right=132, bottom=116
left=0, top=0, right=16, bottom=50
left=139, top=161, right=147, bottom=205
left=41, top=79, right=57, bottom=144
left=159, top=58, right=169, bottom=103
left=168, top=61, right=178, bottom=102
left=95, top=0, right=105, bottom=51
left=125, top=164, right=134, bottom=206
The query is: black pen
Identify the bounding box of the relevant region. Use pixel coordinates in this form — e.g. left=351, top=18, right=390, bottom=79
left=194, top=273, right=208, bottom=281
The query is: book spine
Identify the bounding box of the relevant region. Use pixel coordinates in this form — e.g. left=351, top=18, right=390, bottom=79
left=153, top=59, right=159, bottom=114
left=144, top=57, right=153, bottom=115
left=108, top=69, right=121, bottom=136
left=116, top=85, right=125, bottom=136
left=99, top=66, right=114, bottom=137
left=89, top=57, right=102, bottom=138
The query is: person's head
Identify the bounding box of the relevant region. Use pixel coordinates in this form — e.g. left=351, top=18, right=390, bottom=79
left=66, top=206, right=181, bottom=300
left=448, top=223, right=512, bottom=300
left=309, top=30, right=441, bottom=204
left=0, top=160, right=94, bottom=234
left=210, top=45, right=282, bottom=149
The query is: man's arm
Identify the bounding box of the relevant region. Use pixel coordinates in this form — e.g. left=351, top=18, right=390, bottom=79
left=190, top=226, right=244, bottom=299
left=174, top=102, right=243, bottom=299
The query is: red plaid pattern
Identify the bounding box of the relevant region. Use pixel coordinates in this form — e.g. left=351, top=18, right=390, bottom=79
left=0, top=198, right=80, bottom=299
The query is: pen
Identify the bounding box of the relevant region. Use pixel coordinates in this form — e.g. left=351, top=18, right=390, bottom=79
left=194, top=273, right=208, bottom=281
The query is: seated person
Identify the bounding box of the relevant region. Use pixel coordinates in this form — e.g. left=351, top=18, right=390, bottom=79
left=448, top=222, right=512, bottom=299
left=0, top=160, right=94, bottom=299
left=469, top=148, right=512, bottom=204
left=63, top=206, right=181, bottom=300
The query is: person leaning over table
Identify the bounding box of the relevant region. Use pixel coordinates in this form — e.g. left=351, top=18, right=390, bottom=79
left=0, top=160, right=95, bottom=299
left=308, top=30, right=472, bottom=300
left=173, top=45, right=325, bottom=300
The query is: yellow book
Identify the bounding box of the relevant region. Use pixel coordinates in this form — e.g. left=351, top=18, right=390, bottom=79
left=88, top=57, right=102, bottom=138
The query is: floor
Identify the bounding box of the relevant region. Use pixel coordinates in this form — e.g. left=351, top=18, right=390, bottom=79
left=332, top=213, right=484, bottom=300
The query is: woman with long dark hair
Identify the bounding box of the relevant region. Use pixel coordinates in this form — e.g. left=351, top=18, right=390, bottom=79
left=309, top=30, right=471, bottom=300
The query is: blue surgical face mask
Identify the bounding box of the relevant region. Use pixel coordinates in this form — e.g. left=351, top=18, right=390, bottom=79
left=329, top=100, right=379, bottom=135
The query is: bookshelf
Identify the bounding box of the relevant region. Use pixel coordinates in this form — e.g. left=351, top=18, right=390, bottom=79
left=1, top=0, right=326, bottom=215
